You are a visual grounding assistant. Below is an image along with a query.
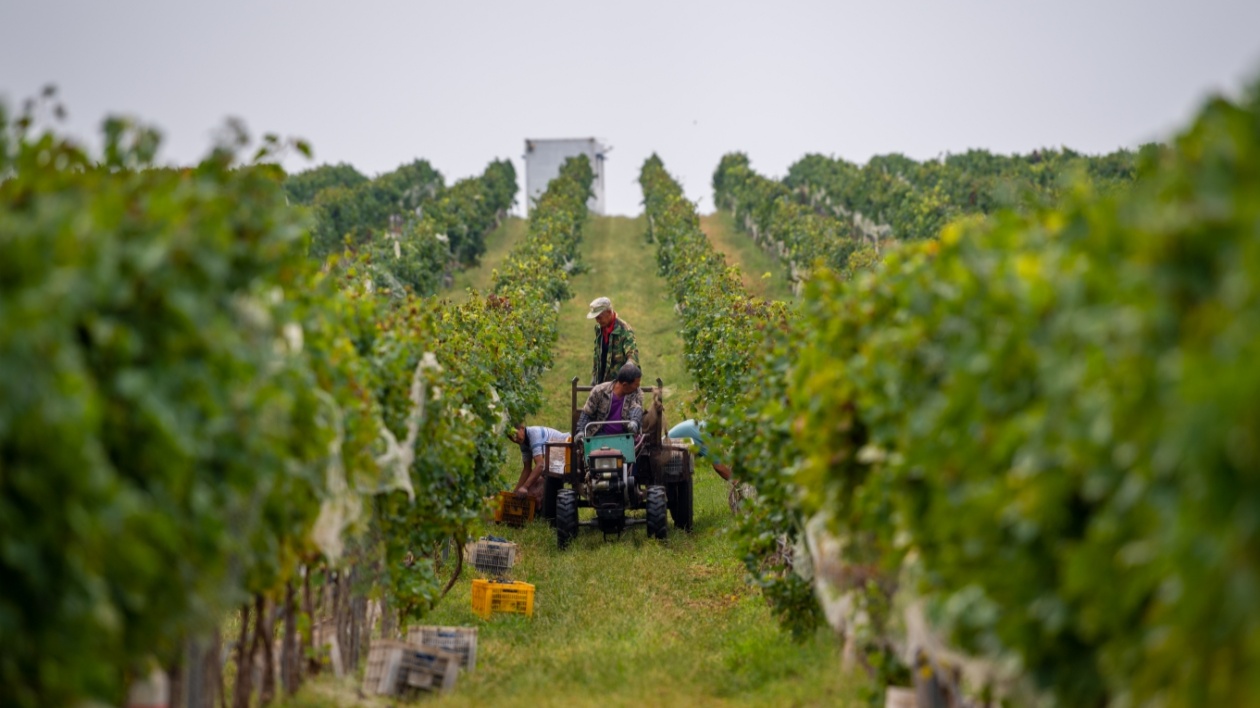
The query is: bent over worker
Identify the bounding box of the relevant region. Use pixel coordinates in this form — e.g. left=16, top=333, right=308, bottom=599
left=668, top=419, right=733, bottom=481
left=588, top=296, right=640, bottom=386
left=507, top=423, right=569, bottom=507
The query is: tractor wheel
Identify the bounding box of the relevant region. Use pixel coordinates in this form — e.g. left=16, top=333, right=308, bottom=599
left=667, top=481, right=694, bottom=532
left=646, top=486, right=668, bottom=541
left=556, top=489, right=579, bottom=550
left=542, top=475, right=563, bottom=524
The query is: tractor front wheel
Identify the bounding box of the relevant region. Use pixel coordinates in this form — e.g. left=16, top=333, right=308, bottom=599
left=646, top=486, right=668, bottom=541
left=556, top=489, right=579, bottom=550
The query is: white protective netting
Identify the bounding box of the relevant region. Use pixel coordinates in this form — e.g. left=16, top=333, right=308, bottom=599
left=802, top=510, right=1030, bottom=705
left=311, top=353, right=438, bottom=561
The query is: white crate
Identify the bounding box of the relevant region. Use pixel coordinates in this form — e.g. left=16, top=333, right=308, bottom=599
left=406, top=625, right=478, bottom=673
left=362, top=640, right=460, bottom=697
left=466, top=538, right=518, bottom=578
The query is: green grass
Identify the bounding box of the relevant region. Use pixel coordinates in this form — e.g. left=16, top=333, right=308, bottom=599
left=699, top=211, right=796, bottom=303
left=280, top=216, right=863, bottom=707
left=534, top=215, right=698, bottom=428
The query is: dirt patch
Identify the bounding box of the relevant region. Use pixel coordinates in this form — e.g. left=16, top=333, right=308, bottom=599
left=683, top=592, right=743, bottom=613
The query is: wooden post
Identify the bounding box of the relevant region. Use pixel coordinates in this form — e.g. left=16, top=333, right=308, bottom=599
left=259, top=594, right=276, bottom=705
left=570, top=376, right=579, bottom=435
left=303, top=565, right=319, bottom=677
left=282, top=580, right=299, bottom=696
left=231, top=603, right=252, bottom=708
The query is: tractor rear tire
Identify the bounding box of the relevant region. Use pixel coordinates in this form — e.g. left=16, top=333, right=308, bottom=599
left=667, top=481, right=694, bottom=532
left=556, top=489, right=579, bottom=550
left=542, top=476, right=563, bottom=525
left=646, top=486, right=668, bottom=541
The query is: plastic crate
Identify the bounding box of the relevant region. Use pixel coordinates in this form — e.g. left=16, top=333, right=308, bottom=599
left=466, top=538, right=518, bottom=578
left=493, top=491, right=535, bottom=527
left=471, top=579, right=535, bottom=619
left=362, top=639, right=460, bottom=697
left=406, top=625, right=478, bottom=673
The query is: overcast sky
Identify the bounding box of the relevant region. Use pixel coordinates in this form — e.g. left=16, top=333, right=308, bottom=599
left=3, top=1, right=1259, bottom=215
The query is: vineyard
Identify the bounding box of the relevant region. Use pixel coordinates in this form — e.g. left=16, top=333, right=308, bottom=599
left=2, top=77, right=1259, bottom=708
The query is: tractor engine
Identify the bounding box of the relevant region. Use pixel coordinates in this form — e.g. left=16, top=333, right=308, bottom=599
left=587, top=448, right=630, bottom=534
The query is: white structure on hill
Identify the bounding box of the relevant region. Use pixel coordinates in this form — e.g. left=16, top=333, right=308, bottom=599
left=523, top=138, right=608, bottom=215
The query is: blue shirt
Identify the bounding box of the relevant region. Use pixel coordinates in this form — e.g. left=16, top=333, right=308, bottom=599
left=521, top=426, right=567, bottom=464
left=668, top=419, right=718, bottom=462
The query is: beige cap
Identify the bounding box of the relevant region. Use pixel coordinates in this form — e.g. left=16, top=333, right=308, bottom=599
left=586, top=296, right=612, bottom=319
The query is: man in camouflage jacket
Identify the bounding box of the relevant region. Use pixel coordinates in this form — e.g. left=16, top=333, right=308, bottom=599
left=575, top=363, right=644, bottom=442
left=587, top=296, right=640, bottom=386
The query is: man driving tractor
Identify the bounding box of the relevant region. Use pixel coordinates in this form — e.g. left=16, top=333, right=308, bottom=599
left=548, top=362, right=694, bottom=546
left=575, top=362, right=644, bottom=444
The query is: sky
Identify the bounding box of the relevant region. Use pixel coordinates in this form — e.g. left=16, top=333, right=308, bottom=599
left=3, top=0, right=1259, bottom=216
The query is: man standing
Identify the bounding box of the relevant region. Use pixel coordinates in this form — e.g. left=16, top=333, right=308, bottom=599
left=588, top=296, right=640, bottom=386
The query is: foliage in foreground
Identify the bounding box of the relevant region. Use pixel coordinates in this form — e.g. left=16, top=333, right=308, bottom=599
left=780, top=85, right=1260, bottom=705
left=663, top=83, right=1259, bottom=704
left=0, top=97, right=586, bottom=707
left=0, top=105, right=368, bottom=705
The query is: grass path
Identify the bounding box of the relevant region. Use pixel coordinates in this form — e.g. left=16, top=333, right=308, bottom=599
left=285, top=216, right=857, bottom=708
left=449, top=216, right=528, bottom=298
left=699, top=211, right=796, bottom=302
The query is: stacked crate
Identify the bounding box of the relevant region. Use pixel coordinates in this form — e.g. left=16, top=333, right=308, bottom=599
left=465, top=535, right=535, bottom=619
left=361, top=640, right=460, bottom=698
left=466, top=537, right=518, bottom=578
left=406, top=625, right=478, bottom=673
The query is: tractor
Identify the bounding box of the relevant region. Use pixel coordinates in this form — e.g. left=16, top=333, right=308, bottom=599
left=541, top=377, right=695, bottom=549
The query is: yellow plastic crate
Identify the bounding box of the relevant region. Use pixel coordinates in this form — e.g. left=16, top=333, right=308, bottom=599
left=493, top=491, right=535, bottom=527
left=471, top=579, right=535, bottom=619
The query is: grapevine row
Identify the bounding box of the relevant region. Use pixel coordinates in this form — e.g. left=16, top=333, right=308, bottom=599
left=705, top=88, right=1260, bottom=704
left=289, top=156, right=517, bottom=295
left=0, top=95, right=591, bottom=707
left=712, top=146, right=1141, bottom=292
left=637, top=156, right=815, bottom=632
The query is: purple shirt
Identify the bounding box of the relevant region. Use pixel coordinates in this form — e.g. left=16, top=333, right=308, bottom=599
left=602, top=393, right=626, bottom=435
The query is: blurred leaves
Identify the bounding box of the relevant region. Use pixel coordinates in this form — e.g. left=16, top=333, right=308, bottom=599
left=0, top=100, right=549, bottom=708
left=781, top=87, right=1260, bottom=704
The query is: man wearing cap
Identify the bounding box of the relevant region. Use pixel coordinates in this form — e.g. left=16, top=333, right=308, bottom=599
left=587, top=296, right=640, bottom=386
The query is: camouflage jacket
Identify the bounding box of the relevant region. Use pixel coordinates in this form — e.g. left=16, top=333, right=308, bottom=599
left=575, top=382, right=644, bottom=438
left=591, top=317, right=640, bottom=386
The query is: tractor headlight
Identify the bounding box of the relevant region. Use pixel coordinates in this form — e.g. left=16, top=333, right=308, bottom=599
left=593, top=456, right=621, bottom=470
